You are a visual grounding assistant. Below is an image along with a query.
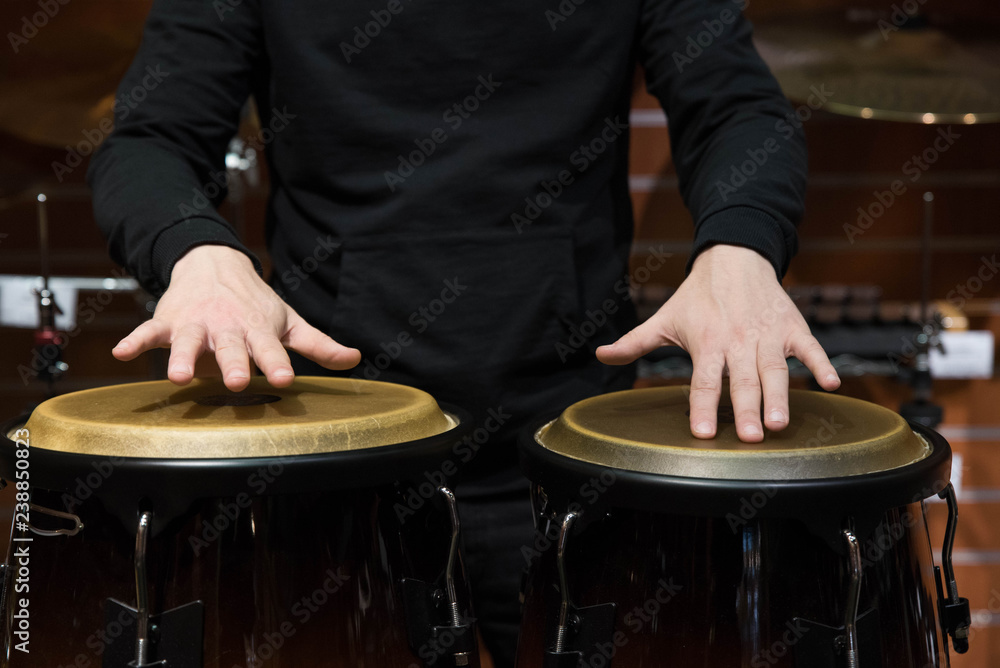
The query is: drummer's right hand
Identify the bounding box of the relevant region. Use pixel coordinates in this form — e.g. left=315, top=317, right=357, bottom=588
left=111, top=245, right=361, bottom=391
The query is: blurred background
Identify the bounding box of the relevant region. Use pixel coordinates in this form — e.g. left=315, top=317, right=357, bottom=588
left=0, top=0, right=998, bottom=665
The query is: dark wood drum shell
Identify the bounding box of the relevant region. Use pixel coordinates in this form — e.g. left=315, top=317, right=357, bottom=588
left=516, top=495, right=946, bottom=668
left=2, top=485, right=479, bottom=668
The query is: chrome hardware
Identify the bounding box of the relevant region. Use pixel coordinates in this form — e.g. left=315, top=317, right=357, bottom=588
left=439, top=487, right=470, bottom=667
left=400, top=486, right=475, bottom=667
left=543, top=511, right=616, bottom=668
left=936, top=483, right=971, bottom=654
left=842, top=526, right=863, bottom=668
left=131, top=511, right=164, bottom=668
left=553, top=511, right=578, bottom=654
left=28, top=503, right=83, bottom=536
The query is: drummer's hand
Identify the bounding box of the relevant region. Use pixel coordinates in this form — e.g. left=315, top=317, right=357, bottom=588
left=111, top=245, right=361, bottom=391
left=596, top=244, right=840, bottom=443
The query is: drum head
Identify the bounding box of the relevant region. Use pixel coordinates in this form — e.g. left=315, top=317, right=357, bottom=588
left=536, top=386, right=928, bottom=480
left=1, top=378, right=471, bottom=505
left=520, top=387, right=951, bottom=527
left=23, top=377, right=455, bottom=459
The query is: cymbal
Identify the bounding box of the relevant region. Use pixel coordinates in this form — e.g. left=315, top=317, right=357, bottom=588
left=754, top=11, right=1000, bottom=123
left=23, top=377, right=457, bottom=459
left=536, top=386, right=931, bottom=480
left=0, top=1, right=152, bottom=147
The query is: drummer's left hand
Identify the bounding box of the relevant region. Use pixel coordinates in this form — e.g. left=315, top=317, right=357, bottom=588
left=596, top=244, right=840, bottom=443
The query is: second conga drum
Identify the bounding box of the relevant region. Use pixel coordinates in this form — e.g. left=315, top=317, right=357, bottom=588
left=516, top=387, right=972, bottom=668
left=0, top=377, right=480, bottom=668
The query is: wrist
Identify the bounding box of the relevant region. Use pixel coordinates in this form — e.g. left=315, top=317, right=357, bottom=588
left=691, top=244, right=775, bottom=277
left=172, top=245, right=255, bottom=281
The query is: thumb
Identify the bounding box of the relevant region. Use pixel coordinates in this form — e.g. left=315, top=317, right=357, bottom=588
left=596, top=309, right=674, bottom=366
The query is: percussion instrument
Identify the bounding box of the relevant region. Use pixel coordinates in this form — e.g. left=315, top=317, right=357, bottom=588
left=0, top=377, right=480, bottom=667
left=754, top=11, right=1000, bottom=123
left=516, top=387, right=971, bottom=667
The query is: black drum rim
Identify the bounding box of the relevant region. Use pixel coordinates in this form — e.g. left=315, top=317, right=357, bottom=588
left=0, top=402, right=474, bottom=501
left=518, top=411, right=952, bottom=521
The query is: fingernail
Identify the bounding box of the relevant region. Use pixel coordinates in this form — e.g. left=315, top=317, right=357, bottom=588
left=744, top=424, right=762, bottom=437
left=768, top=410, right=785, bottom=423
left=113, top=340, right=127, bottom=350
left=826, top=374, right=840, bottom=385
left=171, top=364, right=193, bottom=376
left=694, top=421, right=713, bottom=435
left=274, top=369, right=294, bottom=378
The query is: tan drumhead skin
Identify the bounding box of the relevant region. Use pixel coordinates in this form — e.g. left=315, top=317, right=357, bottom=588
left=537, top=387, right=931, bottom=480
left=24, top=377, right=456, bottom=459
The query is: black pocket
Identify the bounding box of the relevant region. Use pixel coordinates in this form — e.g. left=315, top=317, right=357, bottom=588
left=330, top=226, right=580, bottom=386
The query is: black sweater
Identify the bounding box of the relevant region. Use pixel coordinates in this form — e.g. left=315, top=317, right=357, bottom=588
left=88, top=0, right=806, bottom=468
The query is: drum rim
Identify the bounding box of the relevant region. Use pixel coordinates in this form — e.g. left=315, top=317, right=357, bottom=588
left=518, top=410, right=952, bottom=521
left=0, top=402, right=474, bottom=500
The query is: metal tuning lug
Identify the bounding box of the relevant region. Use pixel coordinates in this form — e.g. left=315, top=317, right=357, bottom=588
left=936, top=483, right=971, bottom=654
left=793, top=521, right=882, bottom=668
left=401, top=487, right=476, bottom=667
left=103, top=511, right=204, bottom=668
left=842, top=526, right=863, bottom=668
left=544, top=512, right=616, bottom=668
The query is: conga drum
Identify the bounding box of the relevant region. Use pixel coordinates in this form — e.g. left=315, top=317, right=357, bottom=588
left=0, top=377, right=480, bottom=668
left=516, top=387, right=972, bottom=668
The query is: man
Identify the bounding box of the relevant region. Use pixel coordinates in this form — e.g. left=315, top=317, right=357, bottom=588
left=88, top=0, right=840, bottom=663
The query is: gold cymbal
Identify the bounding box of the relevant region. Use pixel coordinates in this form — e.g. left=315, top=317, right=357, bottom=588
left=754, top=11, right=1000, bottom=123
left=0, top=1, right=152, bottom=147
left=24, top=377, right=456, bottom=459
left=536, top=387, right=931, bottom=480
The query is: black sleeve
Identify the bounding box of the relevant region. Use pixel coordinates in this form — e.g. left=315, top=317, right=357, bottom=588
left=637, top=0, right=807, bottom=278
left=87, top=0, right=263, bottom=296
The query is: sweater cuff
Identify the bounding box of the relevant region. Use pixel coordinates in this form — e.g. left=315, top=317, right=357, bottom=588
left=686, top=206, right=796, bottom=279
left=150, top=217, right=262, bottom=295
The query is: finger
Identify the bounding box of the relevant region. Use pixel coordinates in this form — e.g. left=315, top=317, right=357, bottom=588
left=247, top=330, right=295, bottom=387
left=283, top=315, right=361, bottom=370
left=112, top=320, right=170, bottom=361
left=210, top=330, right=252, bottom=391
left=790, top=331, right=841, bottom=391
left=167, top=324, right=208, bottom=385
left=757, top=345, right=789, bottom=432
left=688, top=351, right=725, bottom=439
left=596, top=316, right=671, bottom=366
left=728, top=347, right=764, bottom=443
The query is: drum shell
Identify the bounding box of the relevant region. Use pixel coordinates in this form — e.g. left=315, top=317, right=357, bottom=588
left=515, top=489, right=947, bottom=668
left=1, top=483, right=479, bottom=668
